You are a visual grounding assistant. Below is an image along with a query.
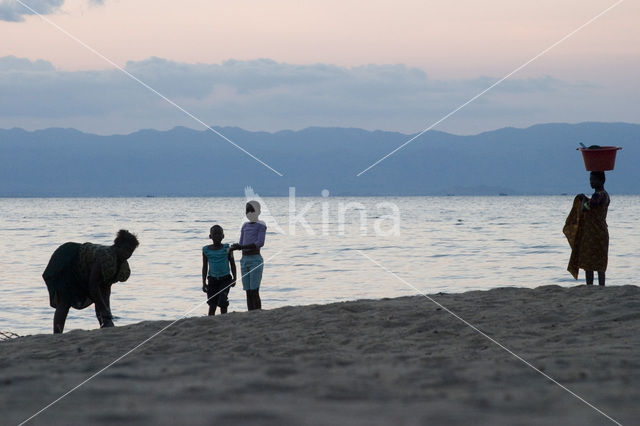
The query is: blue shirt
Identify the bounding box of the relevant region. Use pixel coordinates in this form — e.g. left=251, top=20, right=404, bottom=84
left=203, top=243, right=231, bottom=278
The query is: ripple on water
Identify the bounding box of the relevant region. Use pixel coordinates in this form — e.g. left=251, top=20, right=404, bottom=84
left=1, top=196, right=639, bottom=334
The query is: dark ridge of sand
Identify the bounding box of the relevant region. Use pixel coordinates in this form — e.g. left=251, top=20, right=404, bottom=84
left=2, top=285, right=639, bottom=425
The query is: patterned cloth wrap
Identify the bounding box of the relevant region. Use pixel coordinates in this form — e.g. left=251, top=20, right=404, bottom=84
left=563, top=191, right=610, bottom=279
left=43, top=242, right=130, bottom=309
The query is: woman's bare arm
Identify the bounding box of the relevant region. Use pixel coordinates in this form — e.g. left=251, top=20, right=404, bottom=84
left=88, top=261, right=112, bottom=324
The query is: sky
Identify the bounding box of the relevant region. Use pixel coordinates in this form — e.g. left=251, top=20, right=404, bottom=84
left=0, top=0, right=638, bottom=135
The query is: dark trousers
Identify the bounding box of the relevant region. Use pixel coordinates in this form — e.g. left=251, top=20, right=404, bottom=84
left=207, top=275, right=232, bottom=313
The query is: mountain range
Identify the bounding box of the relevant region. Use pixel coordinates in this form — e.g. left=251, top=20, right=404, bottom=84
left=0, top=122, right=638, bottom=196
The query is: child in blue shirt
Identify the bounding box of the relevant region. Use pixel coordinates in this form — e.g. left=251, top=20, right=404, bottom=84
left=202, top=225, right=236, bottom=315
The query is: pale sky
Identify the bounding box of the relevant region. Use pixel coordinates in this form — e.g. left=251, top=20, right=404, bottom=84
left=1, top=0, right=638, bottom=134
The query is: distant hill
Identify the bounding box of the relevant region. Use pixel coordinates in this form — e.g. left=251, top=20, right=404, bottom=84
left=0, top=122, right=638, bottom=196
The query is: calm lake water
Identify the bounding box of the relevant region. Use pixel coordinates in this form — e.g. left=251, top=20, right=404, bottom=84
left=1, top=196, right=638, bottom=335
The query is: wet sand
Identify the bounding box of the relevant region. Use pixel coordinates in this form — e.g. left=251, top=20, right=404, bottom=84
left=2, top=285, right=639, bottom=425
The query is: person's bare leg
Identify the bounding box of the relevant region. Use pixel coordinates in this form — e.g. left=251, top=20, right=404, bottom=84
left=208, top=305, right=216, bottom=316
left=597, top=271, right=605, bottom=286
left=254, top=289, right=262, bottom=310
left=585, top=270, right=594, bottom=285
left=246, top=290, right=253, bottom=311
left=53, top=304, right=70, bottom=334
left=220, top=286, right=229, bottom=314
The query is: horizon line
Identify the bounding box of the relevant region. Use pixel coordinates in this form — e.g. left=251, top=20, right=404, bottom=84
left=1, top=120, right=637, bottom=139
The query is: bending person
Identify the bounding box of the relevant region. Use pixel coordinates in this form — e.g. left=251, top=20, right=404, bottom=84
left=43, top=229, right=140, bottom=333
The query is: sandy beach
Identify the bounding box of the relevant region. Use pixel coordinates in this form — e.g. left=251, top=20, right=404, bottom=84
left=2, top=285, right=638, bottom=425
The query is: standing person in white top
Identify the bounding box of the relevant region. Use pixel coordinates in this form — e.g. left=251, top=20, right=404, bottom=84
left=230, top=201, right=266, bottom=311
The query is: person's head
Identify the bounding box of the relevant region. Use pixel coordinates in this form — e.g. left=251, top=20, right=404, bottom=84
left=246, top=200, right=261, bottom=222
left=113, top=229, right=139, bottom=261
left=590, top=171, right=606, bottom=189
left=209, top=225, right=224, bottom=243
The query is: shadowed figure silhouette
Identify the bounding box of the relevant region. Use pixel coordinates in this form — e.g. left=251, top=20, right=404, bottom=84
left=43, top=230, right=139, bottom=333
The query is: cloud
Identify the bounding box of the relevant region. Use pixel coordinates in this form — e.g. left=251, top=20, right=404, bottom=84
left=0, top=0, right=64, bottom=22
left=0, top=55, right=55, bottom=71
left=0, top=55, right=614, bottom=135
